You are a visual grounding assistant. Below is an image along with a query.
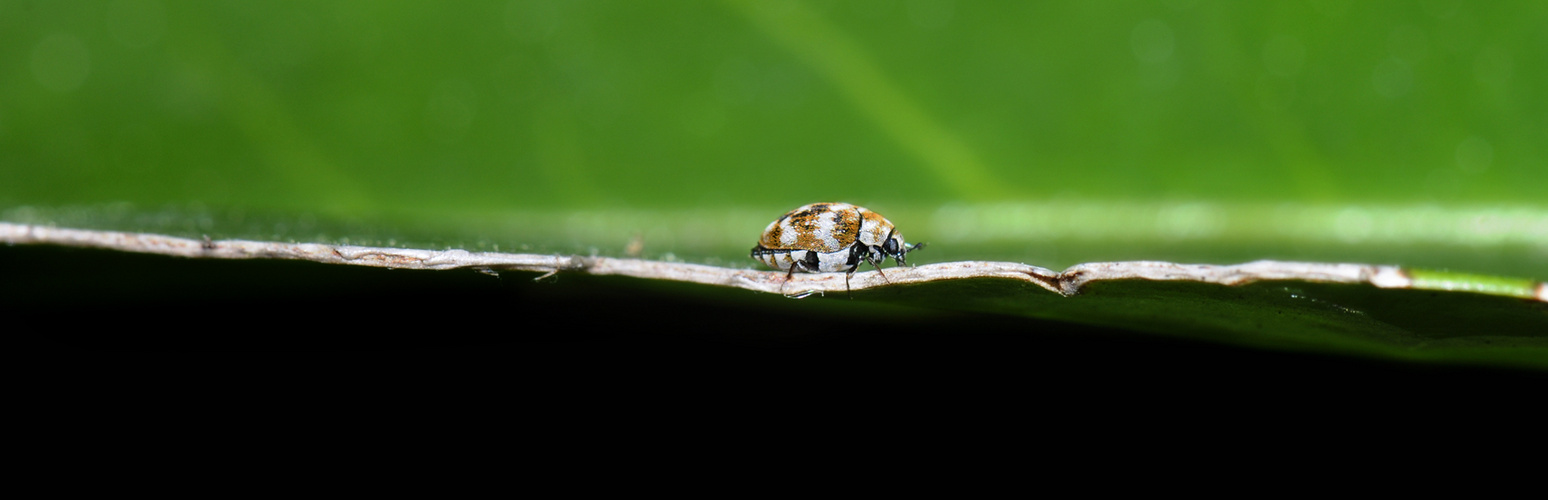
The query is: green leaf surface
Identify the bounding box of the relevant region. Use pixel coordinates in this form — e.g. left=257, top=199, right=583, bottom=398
left=882, top=277, right=1547, bottom=369
left=3, top=2, right=1545, bottom=364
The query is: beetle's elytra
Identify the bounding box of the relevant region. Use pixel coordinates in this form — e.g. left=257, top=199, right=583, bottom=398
left=750, top=202, right=924, bottom=286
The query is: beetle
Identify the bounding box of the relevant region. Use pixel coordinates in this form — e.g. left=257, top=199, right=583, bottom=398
left=750, top=202, right=924, bottom=290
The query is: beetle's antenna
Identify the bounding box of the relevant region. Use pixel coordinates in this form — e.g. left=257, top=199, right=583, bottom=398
left=903, top=242, right=926, bottom=267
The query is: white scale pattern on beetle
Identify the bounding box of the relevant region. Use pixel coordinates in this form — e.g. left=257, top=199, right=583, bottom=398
left=859, top=216, right=888, bottom=247
left=776, top=212, right=840, bottom=250
left=751, top=202, right=922, bottom=278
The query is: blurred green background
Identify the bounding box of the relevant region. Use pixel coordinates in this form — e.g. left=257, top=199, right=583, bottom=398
left=3, top=0, right=1545, bottom=276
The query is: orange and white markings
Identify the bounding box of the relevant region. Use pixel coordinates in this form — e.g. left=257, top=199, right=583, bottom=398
left=750, top=202, right=924, bottom=277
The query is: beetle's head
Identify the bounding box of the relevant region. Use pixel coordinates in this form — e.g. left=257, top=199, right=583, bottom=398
left=881, top=233, right=925, bottom=266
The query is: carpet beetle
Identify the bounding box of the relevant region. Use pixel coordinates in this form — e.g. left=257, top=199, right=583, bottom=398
left=750, top=202, right=925, bottom=287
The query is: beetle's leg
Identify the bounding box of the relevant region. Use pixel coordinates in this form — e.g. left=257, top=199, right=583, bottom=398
left=868, top=252, right=890, bottom=283
left=775, top=252, right=798, bottom=295
left=799, top=249, right=820, bottom=273
left=780, top=251, right=820, bottom=297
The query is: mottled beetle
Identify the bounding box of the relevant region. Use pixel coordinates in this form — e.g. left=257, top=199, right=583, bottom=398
left=751, top=202, right=924, bottom=290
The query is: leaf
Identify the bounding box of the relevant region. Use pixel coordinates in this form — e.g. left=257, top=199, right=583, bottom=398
left=6, top=222, right=1543, bottom=368
left=2, top=3, right=1545, bottom=369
